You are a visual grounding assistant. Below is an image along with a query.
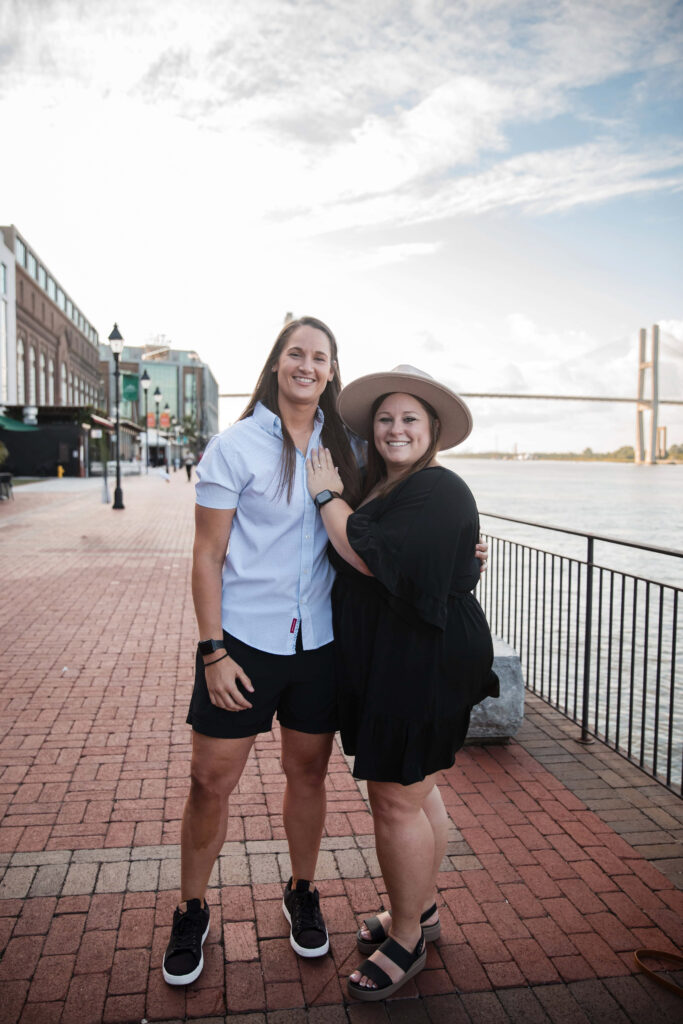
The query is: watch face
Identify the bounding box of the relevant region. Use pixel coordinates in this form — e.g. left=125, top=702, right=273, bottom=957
left=315, top=489, right=333, bottom=507
left=198, top=638, right=225, bottom=654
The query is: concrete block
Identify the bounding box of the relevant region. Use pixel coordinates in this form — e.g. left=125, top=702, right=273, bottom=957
left=62, top=861, right=99, bottom=895
left=0, top=866, right=36, bottom=899
left=467, top=636, right=524, bottom=741
left=29, top=862, right=69, bottom=897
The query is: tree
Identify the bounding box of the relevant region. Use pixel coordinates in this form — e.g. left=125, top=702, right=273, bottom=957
left=181, top=414, right=204, bottom=455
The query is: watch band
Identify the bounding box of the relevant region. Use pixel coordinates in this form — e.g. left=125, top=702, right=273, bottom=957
left=314, top=489, right=342, bottom=509
left=197, top=638, right=227, bottom=656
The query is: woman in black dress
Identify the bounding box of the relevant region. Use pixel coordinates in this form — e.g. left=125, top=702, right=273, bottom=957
left=306, top=365, right=498, bottom=1000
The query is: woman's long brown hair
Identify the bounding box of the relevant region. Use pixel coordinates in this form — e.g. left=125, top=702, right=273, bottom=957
left=361, top=393, right=441, bottom=501
left=240, top=316, right=361, bottom=505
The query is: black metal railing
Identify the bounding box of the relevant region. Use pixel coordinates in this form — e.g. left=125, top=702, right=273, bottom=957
left=479, top=513, right=683, bottom=795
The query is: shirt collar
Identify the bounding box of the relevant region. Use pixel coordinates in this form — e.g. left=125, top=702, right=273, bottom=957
left=254, top=400, right=325, bottom=440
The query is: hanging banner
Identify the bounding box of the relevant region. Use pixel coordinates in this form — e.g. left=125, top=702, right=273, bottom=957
left=160, top=410, right=171, bottom=429
left=122, top=374, right=139, bottom=401
left=147, top=412, right=156, bottom=428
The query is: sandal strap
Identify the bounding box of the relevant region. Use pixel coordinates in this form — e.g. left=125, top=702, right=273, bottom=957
left=419, top=903, right=437, bottom=924
left=355, top=956, right=392, bottom=989
left=378, top=934, right=425, bottom=973
left=361, top=915, right=388, bottom=943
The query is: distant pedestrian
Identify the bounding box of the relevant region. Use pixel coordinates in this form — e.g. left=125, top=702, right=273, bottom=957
left=184, top=454, right=194, bottom=481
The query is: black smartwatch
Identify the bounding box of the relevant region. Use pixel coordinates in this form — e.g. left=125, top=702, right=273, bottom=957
left=198, top=638, right=226, bottom=656
left=314, top=489, right=342, bottom=509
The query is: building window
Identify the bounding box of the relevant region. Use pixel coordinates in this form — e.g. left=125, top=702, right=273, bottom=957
left=17, top=339, right=25, bottom=403
left=184, top=370, right=198, bottom=419
left=0, top=263, right=6, bottom=295
left=48, top=359, right=55, bottom=404
left=69, top=372, right=73, bottom=405
left=38, top=265, right=46, bottom=289
left=61, top=362, right=67, bottom=404
left=15, top=238, right=26, bottom=266
left=27, top=252, right=37, bottom=279
left=47, top=276, right=56, bottom=301
left=29, top=346, right=36, bottom=404
left=39, top=352, right=46, bottom=404
left=66, top=298, right=73, bottom=317
left=57, top=288, right=66, bottom=311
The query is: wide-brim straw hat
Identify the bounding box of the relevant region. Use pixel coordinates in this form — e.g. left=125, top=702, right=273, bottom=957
left=338, top=364, right=473, bottom=451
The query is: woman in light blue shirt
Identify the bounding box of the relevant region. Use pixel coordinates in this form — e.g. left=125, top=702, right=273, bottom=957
left=162, top=316, right=362, bottom=985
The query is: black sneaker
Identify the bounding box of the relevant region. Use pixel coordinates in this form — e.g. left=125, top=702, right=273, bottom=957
left=162, top=898, right=210, bottom=985
left=282, top=878, right=329, bottom=957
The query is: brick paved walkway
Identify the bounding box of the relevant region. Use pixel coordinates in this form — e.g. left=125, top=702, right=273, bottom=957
left=1, top=474, right=681, bottom=1024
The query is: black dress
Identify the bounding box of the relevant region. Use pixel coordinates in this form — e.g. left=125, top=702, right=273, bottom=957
left=331, top=465, right=499, bottom=786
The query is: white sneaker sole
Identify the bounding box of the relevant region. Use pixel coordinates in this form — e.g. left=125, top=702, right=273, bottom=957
left=282, top=898, right=330, bottom=957
left=162, top=918, right=210, bottom=985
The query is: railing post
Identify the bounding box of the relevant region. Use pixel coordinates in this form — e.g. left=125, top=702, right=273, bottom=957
left=579, top=536, right=595, bottom=743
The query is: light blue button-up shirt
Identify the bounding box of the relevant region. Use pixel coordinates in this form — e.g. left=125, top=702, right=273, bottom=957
left=195, top=401, right=335, bottom=655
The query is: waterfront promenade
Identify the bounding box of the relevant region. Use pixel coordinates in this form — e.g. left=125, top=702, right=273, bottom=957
left=0, top=474, right=682, bottom=1024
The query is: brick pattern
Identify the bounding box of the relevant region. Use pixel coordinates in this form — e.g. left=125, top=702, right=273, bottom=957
left=1, top=476, right=682, bottom=1024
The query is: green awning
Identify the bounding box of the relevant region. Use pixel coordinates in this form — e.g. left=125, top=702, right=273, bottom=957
left=0, top=414, right=39, bottom=432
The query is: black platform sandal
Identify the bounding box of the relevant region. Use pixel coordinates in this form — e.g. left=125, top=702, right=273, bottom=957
left=348, top=933, right=426, bottom=1001
left=356, top=902, right=440, bottom=954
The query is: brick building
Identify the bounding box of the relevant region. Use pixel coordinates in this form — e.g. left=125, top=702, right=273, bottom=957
left=0, top=225, right=103, bottom=411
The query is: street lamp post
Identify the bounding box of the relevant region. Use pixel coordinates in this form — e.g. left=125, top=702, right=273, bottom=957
left=108, top=323, right=125, bottom=510
left=140, top=369, right=150, bottom=474
left=153, top=387, right=161, bottom=467
left=163, top=403, right=170, bottom=473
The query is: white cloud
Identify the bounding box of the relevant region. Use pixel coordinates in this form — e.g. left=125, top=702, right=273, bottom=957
left=352, top=241, right=441, bottom=270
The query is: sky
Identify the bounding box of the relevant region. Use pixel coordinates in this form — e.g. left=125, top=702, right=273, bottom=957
left=1, top=0, right=682, bottom=452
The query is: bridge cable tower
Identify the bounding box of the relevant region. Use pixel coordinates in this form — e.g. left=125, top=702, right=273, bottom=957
left=635, top=325, right=659, bottom=465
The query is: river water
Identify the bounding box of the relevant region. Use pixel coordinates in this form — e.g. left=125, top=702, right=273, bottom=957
left=442, top=458, right=683, bottom=790
left=444, top=458, right=683, bottom=588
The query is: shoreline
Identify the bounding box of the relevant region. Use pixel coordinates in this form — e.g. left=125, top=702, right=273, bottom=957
left=447, top=453, right=683, bottom=464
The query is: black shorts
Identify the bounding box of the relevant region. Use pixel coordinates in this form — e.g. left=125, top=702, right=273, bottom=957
left=186, top=630, right=338, bottom=739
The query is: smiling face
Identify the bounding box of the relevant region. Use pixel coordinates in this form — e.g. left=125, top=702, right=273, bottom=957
left=273, top=324, right=335, bottom=409
left=373, top=392, right=436, bottom=477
